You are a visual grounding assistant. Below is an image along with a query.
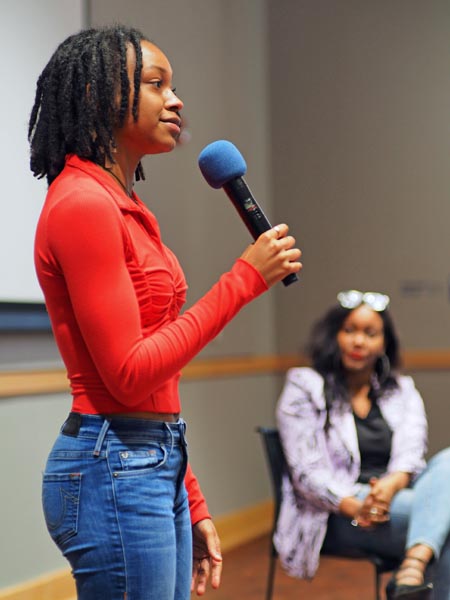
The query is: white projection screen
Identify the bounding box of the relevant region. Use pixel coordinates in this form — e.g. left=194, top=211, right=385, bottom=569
left=0, top=1, right=85, bottom=303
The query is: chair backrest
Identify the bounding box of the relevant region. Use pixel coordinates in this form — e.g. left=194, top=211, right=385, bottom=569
left=256, top=426, right=286, bottom=523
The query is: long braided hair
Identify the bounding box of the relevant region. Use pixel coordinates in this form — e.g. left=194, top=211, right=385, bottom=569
left=28, top=25, right=148, bottom=185
left=306, top=304, right=401, bottom=432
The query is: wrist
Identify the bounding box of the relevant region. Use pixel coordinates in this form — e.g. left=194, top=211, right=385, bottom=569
left=339, top=496, right=362, bottom=519
left=382, top=472, right=411, bottom=493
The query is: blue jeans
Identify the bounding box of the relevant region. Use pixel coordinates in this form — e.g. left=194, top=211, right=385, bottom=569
left=323, top=448, right=450, bottom=599
left=42, top=413, right=192, bottom=600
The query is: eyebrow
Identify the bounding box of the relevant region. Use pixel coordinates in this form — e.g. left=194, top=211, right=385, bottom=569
left=142, top=65, right=169, bottom=75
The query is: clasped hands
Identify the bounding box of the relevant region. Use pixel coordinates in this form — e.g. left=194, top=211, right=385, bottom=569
left=351, top=476, right=394, bottom=529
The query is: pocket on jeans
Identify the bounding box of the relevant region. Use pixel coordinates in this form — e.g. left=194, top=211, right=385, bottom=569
left=42, top=472, right=81, bottom=545
left=115, top=443, right=167, bottom=475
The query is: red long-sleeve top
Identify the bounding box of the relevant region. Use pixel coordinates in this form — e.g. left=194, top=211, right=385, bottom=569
left=34, top=155, right=267, bottom=524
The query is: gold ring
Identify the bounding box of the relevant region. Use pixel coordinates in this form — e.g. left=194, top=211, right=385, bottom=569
left=370, top=507, right=378, bottom=515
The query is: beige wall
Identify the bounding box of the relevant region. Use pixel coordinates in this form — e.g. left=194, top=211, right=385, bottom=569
left=269, top=0, right=450, bottom=352
left=267, top=0, right=450, bottom=457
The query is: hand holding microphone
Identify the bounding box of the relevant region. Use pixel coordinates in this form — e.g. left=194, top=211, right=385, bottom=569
left=198, top=140, right=302, bottom=287
left=239, top=223, right=301, bottom=288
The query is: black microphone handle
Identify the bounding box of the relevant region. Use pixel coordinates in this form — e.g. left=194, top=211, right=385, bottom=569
left=222, top=177, right=298, bottom=287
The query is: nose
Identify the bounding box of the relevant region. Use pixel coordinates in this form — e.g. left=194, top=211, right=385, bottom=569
left=165, top=88, right=183, bottom=112
left=352, top=331, right=366, bottom=346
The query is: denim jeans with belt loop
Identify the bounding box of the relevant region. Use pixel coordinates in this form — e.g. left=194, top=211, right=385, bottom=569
left=42, top=413, right=192, bottom=600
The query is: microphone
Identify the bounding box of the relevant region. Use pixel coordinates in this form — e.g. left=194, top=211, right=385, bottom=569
left=198, top=140, right=298, bottom=287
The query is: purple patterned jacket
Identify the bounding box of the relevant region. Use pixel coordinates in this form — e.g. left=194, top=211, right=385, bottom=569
left=274, top=367, right=428, bottom=579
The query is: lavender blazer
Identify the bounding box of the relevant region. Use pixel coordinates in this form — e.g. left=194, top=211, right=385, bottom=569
left=274, top=367, right=428, bottom=579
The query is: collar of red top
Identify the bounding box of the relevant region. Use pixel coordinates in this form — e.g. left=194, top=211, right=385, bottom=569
left=64, top=154, right=143, bottom=211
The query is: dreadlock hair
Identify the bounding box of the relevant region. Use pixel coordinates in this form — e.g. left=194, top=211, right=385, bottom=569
left=306, top=303, right=401, bottom=432
left=28, top=24, right=148, bottom=185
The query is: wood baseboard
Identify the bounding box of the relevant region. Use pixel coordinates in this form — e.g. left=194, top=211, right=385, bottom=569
left=0, top=567, right=75, bottom=600
left=214, top=499, right=273, bottom=553
left=0, top=500, right=273, bottom=600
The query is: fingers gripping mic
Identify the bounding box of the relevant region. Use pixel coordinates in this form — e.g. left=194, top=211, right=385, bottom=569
left=198, top=140, right=298, bottom=287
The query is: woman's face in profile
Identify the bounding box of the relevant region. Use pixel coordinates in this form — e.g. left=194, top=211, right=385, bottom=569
left=336, top=304, right=385, bottom=374
left=114, top=40, right=184, bottom=158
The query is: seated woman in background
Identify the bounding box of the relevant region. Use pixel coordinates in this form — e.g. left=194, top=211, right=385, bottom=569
left=275, top=290, right=450, bottom=600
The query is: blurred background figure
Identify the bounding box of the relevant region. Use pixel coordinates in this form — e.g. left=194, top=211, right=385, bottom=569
left=275, top=290, right=450, bottom=599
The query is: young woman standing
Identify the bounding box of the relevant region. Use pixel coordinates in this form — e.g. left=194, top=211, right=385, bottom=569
left=30, top=25, right=301, bottom=600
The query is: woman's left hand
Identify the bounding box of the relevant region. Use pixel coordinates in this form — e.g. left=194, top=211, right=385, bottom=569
left=191, top=518, right=223, bottom=596
left=358, top=493, right=391, bottom=526
left=359, top=473, right=410, bottom=526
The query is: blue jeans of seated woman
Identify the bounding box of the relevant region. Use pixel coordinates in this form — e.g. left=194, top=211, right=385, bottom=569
left=42, top=414, right=192, bottom=600
left=322, top=448, right=450, bottom=600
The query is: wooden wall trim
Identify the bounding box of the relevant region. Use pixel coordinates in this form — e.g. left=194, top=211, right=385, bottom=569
left=0, top=567, right=75, bottom=600
left=1, top=350, right=450, bottom=399
left=0, top=354, right=303, bottom=398
left=0, top=369, right=69, bottom=398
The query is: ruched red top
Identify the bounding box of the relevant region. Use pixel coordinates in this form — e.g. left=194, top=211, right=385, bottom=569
left=34, top=155, right=267, bottom=523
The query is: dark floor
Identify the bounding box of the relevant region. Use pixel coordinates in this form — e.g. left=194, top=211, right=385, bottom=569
left=191, top=533, right=392, bottom=600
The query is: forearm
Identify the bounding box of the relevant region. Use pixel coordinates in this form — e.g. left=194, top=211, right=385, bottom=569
left=337, top=475, right=410, bottom=521
left=338, top=496, right=363, bottom=519
left=185, top=463, right=211, bottom=525
left=381, top=471, right=411, bottom=492
left=108, top=260, right=266, bottom=404
left=374, top=471, right=411, bottom=501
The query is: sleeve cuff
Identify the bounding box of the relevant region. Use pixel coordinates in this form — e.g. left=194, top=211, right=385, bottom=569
left=184, top=463, right=211, bottom=526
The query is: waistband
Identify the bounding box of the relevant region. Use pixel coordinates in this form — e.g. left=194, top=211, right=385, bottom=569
left=61, top=412, right=186, bottom=444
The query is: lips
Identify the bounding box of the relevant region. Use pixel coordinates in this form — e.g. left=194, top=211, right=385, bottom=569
left=348, top=351, right=365, bottom=360
left=161, top=118, right=182, bottom=140
left=161, top=116, right=182, bottom=128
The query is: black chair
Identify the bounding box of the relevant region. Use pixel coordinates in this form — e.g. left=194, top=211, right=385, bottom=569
left=256, top=426, right=399, bottom=600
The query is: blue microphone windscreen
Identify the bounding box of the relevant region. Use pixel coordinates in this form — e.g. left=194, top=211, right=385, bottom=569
left=198, top=140, right=247, bottom=189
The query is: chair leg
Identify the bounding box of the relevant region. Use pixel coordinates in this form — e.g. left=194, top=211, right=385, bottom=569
left=266, top=553, right=277, bottom=600
left=374, top=566, right=381, bottom=600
